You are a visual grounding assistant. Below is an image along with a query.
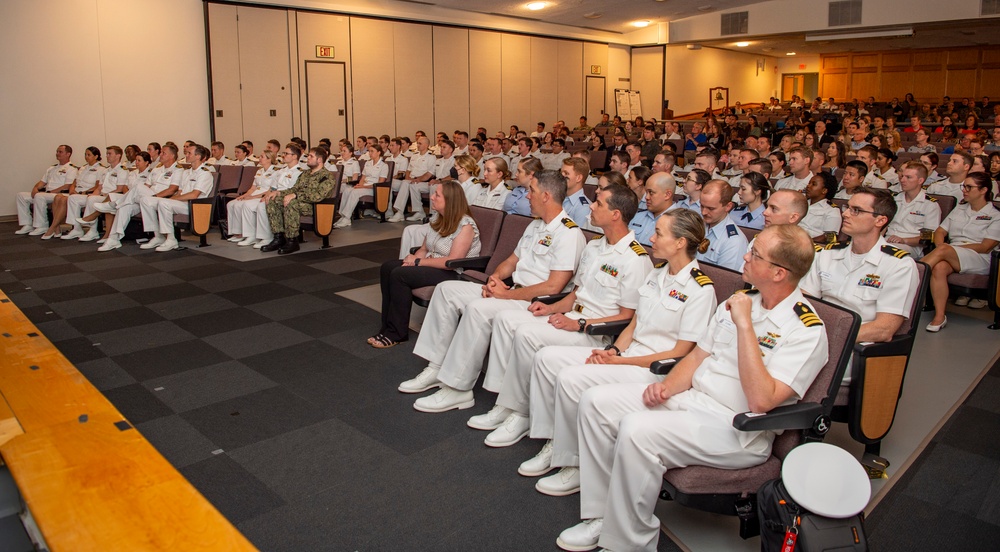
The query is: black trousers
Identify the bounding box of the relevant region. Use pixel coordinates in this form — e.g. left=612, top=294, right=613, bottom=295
left=379, top=259, right=461, bottom=341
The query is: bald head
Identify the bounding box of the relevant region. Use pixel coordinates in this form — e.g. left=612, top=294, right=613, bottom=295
left=646, top=171, right=676, bottom=194
left=763, top=189, right=809, bottom=226
left=702, top=179, right=736, bottom=204
left=644, top=172, right=677, bottom=214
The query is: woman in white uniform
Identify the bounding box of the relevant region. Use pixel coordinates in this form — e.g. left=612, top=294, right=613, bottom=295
left=42, top=146, right=106, bottom=239
left=227, top=150, right=281, bottom=245
left=69, top=145, right=130, bottom=242
left=335, top=144, right=390, bottom=228
left=923, top=172, right=1000, bottom=330
left=250, top=146, right=305, bottom=249
left=233, top=144, right=256, bottom=167
left=454, top=155, right=481, bottom=205
left=799, top=172, right=843, bottom=243
left=471, top=157, right=511, bottom=210
left=518, top=208, right=719, bottom=491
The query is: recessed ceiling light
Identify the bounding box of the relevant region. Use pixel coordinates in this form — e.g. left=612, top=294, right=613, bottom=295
left=786, top=52, right=796, bottom=56
left=735, top=41, right=750, bottom=47
left=583, top=12, right=603, bottom=19
left=697, top=5, right=714, bottom=12
left=526, top=2, right=547, bottom=10
left=633, top=20, right=651, bottom=28
left=762, top=47, right=774, bottom=52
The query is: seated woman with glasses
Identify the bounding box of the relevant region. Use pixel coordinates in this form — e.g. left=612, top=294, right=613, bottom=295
left=922, top=171, right=1000, bottom=331
left=371, top=180, right=481, bottom=349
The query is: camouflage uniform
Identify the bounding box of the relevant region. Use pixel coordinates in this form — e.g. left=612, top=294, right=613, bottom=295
left=266, top=168, right=334, bottom=235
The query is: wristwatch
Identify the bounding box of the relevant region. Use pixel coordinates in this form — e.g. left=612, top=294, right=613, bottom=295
left=577, top=318, right=587, bottom=333
left=604, top=344, right=621, bottom=355
left=414, top=258, right=420, bottom=266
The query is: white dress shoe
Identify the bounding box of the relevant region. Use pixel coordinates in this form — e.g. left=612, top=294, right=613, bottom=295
left=253, top=239, right=269, bottom=249
left=413, top=386, right=474, bottom=413
left=96, top=238, right=106, bottom=244
left=556, top=518, right=603, bottom=552
left=15, top=225, right=34, bottom=235
left=333, top=217, right=351, bottom=228
left=405, top=212, right=426, bottom=222
left=28, top=227, right=47, bottom=236
left=94, top=202, right=116, bottom=213
left=537, top=467, right=581, bottom=496
left=485, top=413, right=530, bottom=447
left=140, top=234, right=166, bottom=249
left=98, top=239, right=122, bottom=252
left=61, top=226, right=84, bottom=239
left=467, top=405, right=513, bottom=430
left=78, top=216, right=96, bottom=226
left=387, top=212, right=405, bottom=223
left=925, top=316, right=947, bottom=332
left=41, top=232, right=60, bottom=240
left=238, top=237, right=257, bottom=246
left=954, top=295, right=970, bottom=306
left=519, top=440, right=555, bottom=477
left=398, top=367, right=441, bottom=394
left=155, top=238, right=180, bottom=252
left=227, top=235, right=244, bottom=243
left=968, top=298, right=989, bottom=309
left=79, top=226, right=100, bottom=242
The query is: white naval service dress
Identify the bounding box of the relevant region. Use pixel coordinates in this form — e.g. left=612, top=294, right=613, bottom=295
left=393, top=151, right=436, bottom=214
left=577, top=289, right=828, bottom=552
left=227, top=165, right=280, bottom=237
left=485, top=233, right=652, bottom=415
left=139, top=165, right=215, bottom=235
left=17, top=163, right=79, bottom=228
left=529, top=260, right=717, bottom=468
left=71, top=162, right=130, bottom=225
left=410, top=213, right=586, bottom=391
left=63, top=162, right=107, bottom=225
left=108, top=163, right=183, bottom=241
left=885, top=191, right=941, bottom=258
left=252, top=166, right=302, bottom=243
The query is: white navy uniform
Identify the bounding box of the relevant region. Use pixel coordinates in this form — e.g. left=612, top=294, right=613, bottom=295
left=63, top=162, right=108, bottom=227
left=208, top=156, right=234, bottom=166
left=886, top=191, right=942, bottom=257
left=458, top=177, right=480, bottom=206
left=774, top=171, right=813, bottom=192
left=394, top=151, right=437, bottom=214
left=799, top=199, right=842, bottom=239
left=410, top=213, right=586, bottom=392
left=530, top=260, right=717, bottom=468
left=697, top=213, right=749, bottom=271
left=17, top=163, right=78, bottom=229
left=329, top=157, right=360, bottom=182
left=227, top=165, right=281, bottom=239
left=577, top=288, right=828, bottom=552
left=385, top=153, right=409, bottom=209
left=339, top=158, right=390, bottom=219
left=71, top=162, right=130, bottom=226
left=800, top=237, right=918, bottom=382
left=563, top=188, right=593, bottom=228
left=925, top=180, right=964, bottom=203
left=107, top=162, right=184, bottom=241
left=731, top=203, right=765, bottom=230
left=106, top=167, right=151, bottom=207
left=472, top=182, right=510, bottom=211
left=937, top=202, right=1000, bottom=274
left=873, top=166, right=900, bottom=193
left=139, top=164, right=215, bottom=235
left=486, top=233, right=653, bottom=416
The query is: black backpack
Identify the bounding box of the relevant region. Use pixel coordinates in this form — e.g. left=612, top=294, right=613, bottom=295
left=757, top=478, right=868, bottom=552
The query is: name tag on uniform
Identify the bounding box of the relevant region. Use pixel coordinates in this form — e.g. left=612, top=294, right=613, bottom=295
left=719, top=318, right=736, bottom=330
left=819, top=271, right=833, bottom=280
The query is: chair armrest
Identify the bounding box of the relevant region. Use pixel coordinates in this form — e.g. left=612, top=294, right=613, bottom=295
left=532, top=293, right=569, bottom=304
left=190, top=197, right=213, bottom=204
left=854, top=335, right=913, bottom=358
left=650, top=358, right=679, bottom=375
left=733, top=402, right=825, bottom=432
left=409, top=246, right=420, bottom=254
left=446, top=256, right=491, bottom=270
left=586, top=320, right=630, bottom=336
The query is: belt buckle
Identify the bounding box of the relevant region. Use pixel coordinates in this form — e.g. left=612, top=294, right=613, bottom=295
left=573, top=303, right=584, bottom=313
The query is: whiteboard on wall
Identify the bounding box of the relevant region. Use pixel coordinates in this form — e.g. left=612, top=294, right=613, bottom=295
left=628, top=90, right=641, bottom=119
left=614, top=89, right=642, bottom=121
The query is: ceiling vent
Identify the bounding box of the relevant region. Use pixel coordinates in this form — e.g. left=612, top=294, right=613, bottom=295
left=829, top=1, right=862, bottom=26
left=983, top=0, right=1000, bottom=15
left=720, top=11, right=748, bottom=35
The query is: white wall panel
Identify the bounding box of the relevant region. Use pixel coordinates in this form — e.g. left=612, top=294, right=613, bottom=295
left=393, top=22, right=434, bottom=138
left=350, top=18, right=396, bottom=137
left=631, top=46, right=665, bottom=120
left=501, top=34, right=532, bottom=134
left=528, top=37, right=558, bottom=133
left=557, top=41, right=584, bottom=125
left=207, top=3, right=243, bottom=150
left=295, top=12, right=353, bottom=141
left=433, top=26, right=470, bottom=138
left=469, top=30, right=502, bottom=134
left=237, top=6, right=294, bottom=150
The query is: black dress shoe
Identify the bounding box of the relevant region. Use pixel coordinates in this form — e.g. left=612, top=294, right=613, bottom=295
left=277, top=239, right=300, bottom=255
left=259, top=233, right=286, bottom=252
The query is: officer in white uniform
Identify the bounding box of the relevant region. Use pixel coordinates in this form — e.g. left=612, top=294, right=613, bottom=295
left=15, top=145, right=78, bottom=235
left=885, top=161, right=942, bottom=258
left=335, top=146, right=390, bottom=227
left=54, top=152, right=106, bottom=239
left=398, top=170, right=587, bottom=414
left=138, top=145, right=216, bottom=252
left=390, top=137, right=437, bottom=221
left=228, top=160, right=282, bottom=246
left=472, top=156, right=511, bottom=211
left=250, top=150, right=305, bottom=249
left=384, top=138, right=409, bottom=219
left=98, top=146, right=184, bottom=251
left=799, top=174, right=842, bottom=241
left=558, top=225, right=828, bottom=552
left=72, top=147, right=130, bottom=242
left=934, top=188, right=1000, bottom=274
left=469, top=186, right=653, bottom=447
left=800, top=187, right=918, bottom=383
left=696, top=180, right=749, bottom=271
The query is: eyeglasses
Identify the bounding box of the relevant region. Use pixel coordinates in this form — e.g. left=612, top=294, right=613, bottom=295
left=961, top=184, right=984, bottom=192
left=750, top=246, right=790, bottom=271
left=840, top=204, right=878, bottom=216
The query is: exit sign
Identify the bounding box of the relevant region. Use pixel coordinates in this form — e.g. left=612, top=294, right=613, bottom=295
left=316, top=45, right=335, bottom=58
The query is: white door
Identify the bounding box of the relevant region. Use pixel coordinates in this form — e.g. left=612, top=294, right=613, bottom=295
left=586, top=76, right=606, bottom=124
left=305, top=61, right=348, bottom=147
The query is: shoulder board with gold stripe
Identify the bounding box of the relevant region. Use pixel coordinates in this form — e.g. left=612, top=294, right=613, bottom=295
left=880, top=244, right=910, bottom=258
left=629, top=240, right=649, bottom=256
left=590, top=233, right=604, bottom=241
left=505, top=183, right=513, bottom=191
left=737, top=287, right=760, bottom=294
left=654, top=261, right=667, bottom=269
left=691, top=267, right=713, bottom=287
left=794, top=302, right=824, bottom=327
left=927, top=196, right=937, bottom=202
left=822, top=241, right=850, bottom=250
left=561, top=217, right=579, bottom=229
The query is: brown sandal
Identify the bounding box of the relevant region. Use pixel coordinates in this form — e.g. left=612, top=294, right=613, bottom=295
left=370, top=334, right=400, bottom=349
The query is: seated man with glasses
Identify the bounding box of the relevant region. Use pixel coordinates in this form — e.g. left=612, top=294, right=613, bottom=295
left=800, top=187, right=919, bottom=383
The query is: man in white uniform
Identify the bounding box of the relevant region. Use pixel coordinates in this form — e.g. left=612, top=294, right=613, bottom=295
left=389, top=136, right=436, bottom=222
left=926, top=151, right=971, bottom=202
left=885, top=161, right=942, bottom=258
left=15, top=144, right=78, bottom=235
left=384, top=138, right=409, bottom=220
left=68, top=146, right=130, bottom=242
left=398, top=170, right=587, bottom=413
left=207, top=141, right=233, bottom=166
left=334, top=144, right=390, bottom=228
left=800, top=187, right=919, bottom=384
left=97, top=144, right=184, bottom=251
left=557, top=224, right=828, bottom=552
left=138, top=144, right=216, bottom=252
left=467, top=185, right=652, bottom=447
left=774, top=147, right=814, bottom=191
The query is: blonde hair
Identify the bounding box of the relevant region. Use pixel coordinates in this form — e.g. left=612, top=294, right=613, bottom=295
left=454, top=155, right=480, bottom=178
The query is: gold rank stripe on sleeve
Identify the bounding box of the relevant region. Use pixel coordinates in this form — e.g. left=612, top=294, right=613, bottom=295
left=880, top=244, right=911, bottom=258
left=629, top=241, right=649, bottom=256
left=561, top=217, right=579, bottom=229
left=690, top=267, right=713, bottom=287
left=814, top=243, right=824, bottom=253
left=794, top=302, right=824, bottom=327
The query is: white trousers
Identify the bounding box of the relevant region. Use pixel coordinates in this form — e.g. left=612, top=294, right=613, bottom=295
left=139, top=196, right=187, bottom=235
left=16, top=192, right=59, bottom=227
left=339, top=183, right=374, bottom=218
left=393, top=179, right=428, bottom=214
left=578, top=384, right=771, bottom=552
left=227, top=197, right=266, bottom=238
left=410, top=280, right=528, bottom=391
left=108, top=202, right=140, bottom=241
left=66, top=194, right=104, bottom=226
left=487, top=311, right=602, bottom=414
left=398, top=224, right=431, bottom=258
